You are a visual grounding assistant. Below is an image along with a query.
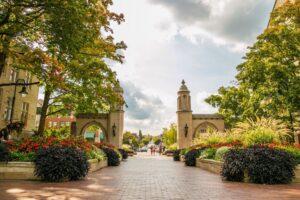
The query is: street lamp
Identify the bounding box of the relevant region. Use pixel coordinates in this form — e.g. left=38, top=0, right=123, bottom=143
left=10, top=79, right=28, bottom=123
left=184, top=124, right=188, bottom=138
left=112, top=123, right=117, bottom=136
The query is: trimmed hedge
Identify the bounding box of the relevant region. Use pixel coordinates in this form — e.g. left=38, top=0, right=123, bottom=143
left=34, top=147, right=89, bottom=182
left=102, top=147, right=120, bottom=166
left=222, top=146, right=297, bottom=184
left=118, top=148, right=128, bottom=160
left=246, top=146, right=296, bottom=184
left=222, top=148, right=247, bottom=182
left=0, top=143, right=10, bottom=162
left=185, top=149, right=203, bottom=166
left=173, top=149, right=181, bottom=161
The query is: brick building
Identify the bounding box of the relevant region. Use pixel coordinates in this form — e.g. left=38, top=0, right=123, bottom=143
left=0, top=63, right=39, bottom=133
left=45, top=115, right=76, bottom=130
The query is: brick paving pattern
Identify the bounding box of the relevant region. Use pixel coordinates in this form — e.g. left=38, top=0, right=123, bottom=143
left=1, top=153, right=300, bottom=200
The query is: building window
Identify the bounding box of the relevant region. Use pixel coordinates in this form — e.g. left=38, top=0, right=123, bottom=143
left=4, top=97, right=12, bottom=121
left=53, top=122, right=57, bottom=127
left=25, top=71, right=32, bottom=89
left=9, top=69, right=18, bottom=82
left=21, top=102, right=29, bottom=125
left=49, top=122, right=52, bottom=127
left=0, top=88, right=3, bottom=111
left=66, top=122, right=70, bottom=127
left=60, top=121, right=65, bottom=127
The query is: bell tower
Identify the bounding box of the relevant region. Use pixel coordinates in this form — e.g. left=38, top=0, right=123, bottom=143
left=108, top=80, right=124, bottom=148
left=177, top=80, right=193, bottom=148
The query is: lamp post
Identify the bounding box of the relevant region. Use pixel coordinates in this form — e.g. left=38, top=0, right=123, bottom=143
left=10, top=79, right=28, bottom=124
left=112, top=123, right=117, bottom=137
left=184, top=124, right=188, bottom=138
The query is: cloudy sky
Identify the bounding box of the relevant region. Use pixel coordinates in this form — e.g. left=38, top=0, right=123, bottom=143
left=110, top=0, right=275, bottom=135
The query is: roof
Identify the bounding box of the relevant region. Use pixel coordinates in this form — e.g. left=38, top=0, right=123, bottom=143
left=178, top=80, right=190, bottom=92
left=192, top=114, right=224, bottom=119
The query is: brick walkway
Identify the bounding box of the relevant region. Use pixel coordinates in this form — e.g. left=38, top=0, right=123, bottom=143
left=1, top=153, right=300, bottom=200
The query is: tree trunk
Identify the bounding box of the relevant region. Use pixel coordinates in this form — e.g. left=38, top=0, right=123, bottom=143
left=37, top=87, right=51, bottom=135
left=288, top=110, right=295, bottom=143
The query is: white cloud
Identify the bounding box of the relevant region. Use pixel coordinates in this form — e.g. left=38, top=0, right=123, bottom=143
left=109, top=0, right=274, bottom=135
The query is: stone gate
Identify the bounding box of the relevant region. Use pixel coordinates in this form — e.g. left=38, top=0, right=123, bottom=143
left=177, top=80, right=225, bottom=149
left=71, top=83, right=124, bottom=148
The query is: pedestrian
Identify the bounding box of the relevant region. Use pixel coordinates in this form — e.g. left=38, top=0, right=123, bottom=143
left=150, top=145, right=153, bottom=156
left=159, top=143, right=163, bottom=155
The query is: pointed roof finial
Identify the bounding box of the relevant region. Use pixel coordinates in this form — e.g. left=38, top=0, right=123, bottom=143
left=179, top=79, right=189, bottom=92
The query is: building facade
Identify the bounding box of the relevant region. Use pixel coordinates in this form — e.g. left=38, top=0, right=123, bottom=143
left=45, top=115, right=76, bottom=130
left=177, top=81, right=225, bottom=149
left=0, top=64, right=39, bottom=133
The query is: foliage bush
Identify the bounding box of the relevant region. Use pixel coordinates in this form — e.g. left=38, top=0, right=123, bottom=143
left=180, top=148, right=188, bottom=156
left=246, top=146, right=296, bottom=184
left=199, top=148, right=216, bottom=159
left=122, top=144, right=132, bottom=151
left=173, top=149, right=181, bottom=161
left=168, top=143, right=178, bottom=151
left=277, top=146, right=300, bottom=164
left=0, top=143, right=10, bottom=162
left=184, top=148, right=203, bottom=166
left=118, top=148, right=128, bottom=160
left=222, top=146, right=297, bottom=184
left=85, top=147, right=106, bottom=161
left=101, top=147, right=120, bottom=166
left=34, top=147, right=89, bottom=182
left=222, top=148, right=247, bottom=182
left=214, top=146, right=230, bottom=161
left=9, top=151, right=36, bottom=162
left=243, top=128, right=281, bottom=146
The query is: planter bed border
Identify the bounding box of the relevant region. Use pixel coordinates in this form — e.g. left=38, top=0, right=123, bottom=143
left=0, top=159, right=108, bottom=181
left=196, top=158, right=300, bottom=183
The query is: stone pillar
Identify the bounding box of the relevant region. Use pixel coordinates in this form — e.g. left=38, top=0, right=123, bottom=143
left=108, top=81, right=125, bottom=148
left=177, top=80, right=193, bottom=149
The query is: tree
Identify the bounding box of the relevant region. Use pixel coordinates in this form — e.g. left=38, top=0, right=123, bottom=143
left=206, top=2, right=300, bottom=137
left=122, top=131, right=138, bottom=148
left=152, top=136, right=161, bottom=145
left=0, top=1, right=126, bottom=134
left=141, top=135, right=152, bottom=146
left=162, top=124, right=177, bottom=147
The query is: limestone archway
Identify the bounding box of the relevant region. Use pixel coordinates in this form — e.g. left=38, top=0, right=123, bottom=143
left=176, top=80, right=225, bottom=148
left=193, top=121, right=218, bottom=138
left=80, top=120, right=108, bottom=143
left=70, top=82, right=125, bottom=148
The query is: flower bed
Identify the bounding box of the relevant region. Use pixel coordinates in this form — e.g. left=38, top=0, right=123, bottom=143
left=196, top=158, right=300, bottom=183
left=0, top=159, right=108, bottom=180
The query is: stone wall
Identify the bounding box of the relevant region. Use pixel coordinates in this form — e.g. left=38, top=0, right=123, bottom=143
left=0, top=159, right=108, bottom=180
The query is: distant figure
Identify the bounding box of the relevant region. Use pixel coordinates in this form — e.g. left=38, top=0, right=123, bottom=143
left=159, top=143, right=163, bottom=155
left=150, top=145, right=155, bottom=156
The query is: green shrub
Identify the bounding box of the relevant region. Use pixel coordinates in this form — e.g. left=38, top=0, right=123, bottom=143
left=214, top=147, right=230, bottom=161
left=277, top=146, right=300, bottom=164
left=0, top=143, right=10, bottom=162
left=199, top=148, right=216, bottom=159
left=243, top=128, right=281, bottom=146
left=122, top=144, right=132, bottom=151
left=34, top=147, right=89, bottom=182
left=246, top=146, right=296, bottom=184
left=9, top=151, right=36, bottom=162
left=180, top=148, right=188, bottom=156
left=101, top=147, right=120, bottom=166
left=85, top=148, right=106, bottom=161
left=168, top=143, right=178, bottom=151
left=184, top=149, right=203, bottom=166
left=173, top=149, right=181, bottom=161
left=222, top=148, right=247, bottom=182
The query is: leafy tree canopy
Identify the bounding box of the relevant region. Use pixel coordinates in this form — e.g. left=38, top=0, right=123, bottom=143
left=206, top=2, right=300, bottom=136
